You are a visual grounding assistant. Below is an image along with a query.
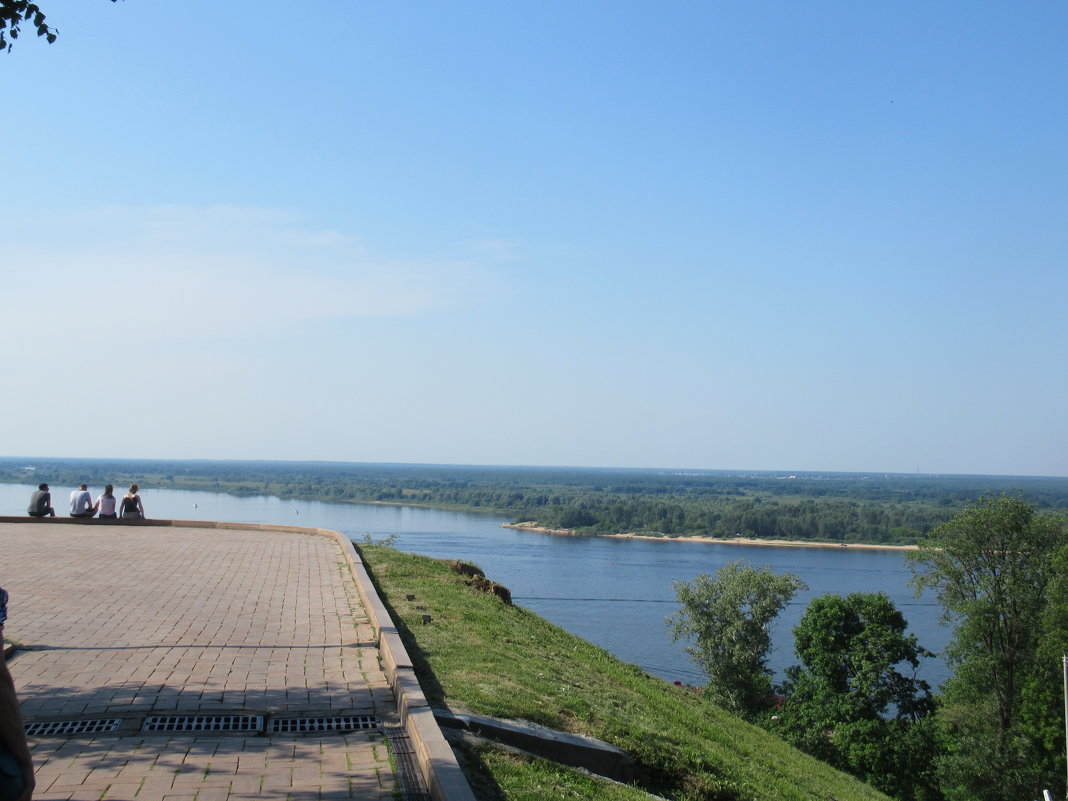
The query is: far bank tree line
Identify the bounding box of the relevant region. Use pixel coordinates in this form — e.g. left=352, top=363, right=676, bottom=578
left=5, top=458, right=1068, bottom=547
left=669, top=495, right=1067, bottom=801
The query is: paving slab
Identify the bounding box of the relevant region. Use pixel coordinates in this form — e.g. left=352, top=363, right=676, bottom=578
left=0, top=522, right=399, bottom=801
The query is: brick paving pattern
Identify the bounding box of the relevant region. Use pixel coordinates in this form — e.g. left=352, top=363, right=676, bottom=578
left=0, top=522, right=397, bottom=800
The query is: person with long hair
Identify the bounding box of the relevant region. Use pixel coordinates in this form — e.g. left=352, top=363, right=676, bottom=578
left=96, top=485, right=118, bottom=520
left=119, top=484, right=145, bottom=520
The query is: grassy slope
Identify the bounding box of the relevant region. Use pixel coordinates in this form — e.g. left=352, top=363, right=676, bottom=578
left=358, top=544, right=890, bottom=801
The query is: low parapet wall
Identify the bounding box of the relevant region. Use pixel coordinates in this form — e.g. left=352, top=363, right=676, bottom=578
left=331, top=529, right=478, bottom=801
left=0, top=516, right=476, bottom=801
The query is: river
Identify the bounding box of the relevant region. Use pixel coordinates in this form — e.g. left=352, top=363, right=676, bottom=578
left=1, top=482, right=951, bottom=689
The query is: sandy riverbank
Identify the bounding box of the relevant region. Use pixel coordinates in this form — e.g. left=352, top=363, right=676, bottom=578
left=501, top=522, right=919, bottom=551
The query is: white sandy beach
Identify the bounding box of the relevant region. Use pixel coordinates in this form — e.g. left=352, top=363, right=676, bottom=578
left=502, top=522, right=919, bottom=551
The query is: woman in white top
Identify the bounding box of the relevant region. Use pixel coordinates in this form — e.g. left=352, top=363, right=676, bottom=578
left=96, top=484, right=118, bottom=519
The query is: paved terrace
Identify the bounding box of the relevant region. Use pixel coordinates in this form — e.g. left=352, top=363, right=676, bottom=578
left=0, top=520, right=473, bottom=801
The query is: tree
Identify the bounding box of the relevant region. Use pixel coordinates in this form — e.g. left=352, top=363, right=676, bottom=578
left=0, top=0, right=118, bottom=52
left=0, top=1, right=54, bottom=50
left=907, top=494, right=1065, bottom=801
left=667, top=559, right=806, bottom=718
left=1015, top=540, right=1068, bottom=798
left=775, top=592, right=940, bottom=800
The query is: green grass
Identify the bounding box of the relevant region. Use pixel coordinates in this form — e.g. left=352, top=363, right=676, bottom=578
left=358, top=544, right=891, bottom=801
left=455, top=740, right=655, bottom=801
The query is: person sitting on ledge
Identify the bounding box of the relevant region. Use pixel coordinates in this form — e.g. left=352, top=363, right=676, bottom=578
left=119, top=484, right=145, bottom=520
left=69, top=484, right=98, bottom=518
left=26, top=484, right=55, bottom=518
left=96, top=485, right=118, bottom=520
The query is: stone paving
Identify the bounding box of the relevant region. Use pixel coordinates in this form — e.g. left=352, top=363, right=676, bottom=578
left=0, top=522, right=399, bottom=800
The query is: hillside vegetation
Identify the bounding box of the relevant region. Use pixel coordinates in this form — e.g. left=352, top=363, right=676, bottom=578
left=357, top=543, right=890, bottom=801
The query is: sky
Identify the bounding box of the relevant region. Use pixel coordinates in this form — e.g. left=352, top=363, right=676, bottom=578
left=1, top=2, right=1066, bottom=476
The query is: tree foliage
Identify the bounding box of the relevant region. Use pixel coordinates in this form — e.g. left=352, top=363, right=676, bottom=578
left=1017, top=541, right=1068, bottom=799
left=668, top=560, right=806, bottom=718
left=786, top=593, right=934, bottom=721
left=0, top=0, right=119, bottom=52
left=0, top=1, right=55, bottom=50
left=907, top=494, right=1066, bottom=801
left=775, top=592, right=940, bottom=800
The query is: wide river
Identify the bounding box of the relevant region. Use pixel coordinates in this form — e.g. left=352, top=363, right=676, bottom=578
left=1, top=483, right=951, bottom=688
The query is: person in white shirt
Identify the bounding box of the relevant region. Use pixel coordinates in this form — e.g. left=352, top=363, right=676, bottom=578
left=96, top=485, right=118, bottom=519
left=69, top=484, right=98, bottom=518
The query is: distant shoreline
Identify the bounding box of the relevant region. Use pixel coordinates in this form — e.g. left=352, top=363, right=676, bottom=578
left=501, top=522, right=919, bottom=551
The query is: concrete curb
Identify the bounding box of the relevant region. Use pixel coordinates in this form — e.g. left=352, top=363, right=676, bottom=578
left=0, top=516, right=477, bottom=801
left=330, top=532, right=478, bottom=801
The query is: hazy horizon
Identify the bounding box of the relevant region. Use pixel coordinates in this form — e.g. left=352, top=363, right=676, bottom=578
left=3, top=455, right=1066, bottom=482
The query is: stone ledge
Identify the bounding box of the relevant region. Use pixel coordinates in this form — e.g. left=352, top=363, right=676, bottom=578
left=331, top=529, right=477, bottom=801
left=437, top=710, right=635, bottom=782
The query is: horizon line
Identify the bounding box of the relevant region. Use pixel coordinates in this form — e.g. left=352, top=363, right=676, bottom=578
left=1, top=455, right=1066, bottom=482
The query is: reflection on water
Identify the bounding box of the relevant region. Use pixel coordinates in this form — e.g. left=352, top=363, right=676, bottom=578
left=0, top=482, right=950, bottom=688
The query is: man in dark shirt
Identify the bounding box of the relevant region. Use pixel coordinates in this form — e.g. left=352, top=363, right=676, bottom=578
left=26, top=485, right=54, bottom=518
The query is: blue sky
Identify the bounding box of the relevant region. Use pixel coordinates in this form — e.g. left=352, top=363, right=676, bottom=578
left=2, top=1, right=1066, bottom=476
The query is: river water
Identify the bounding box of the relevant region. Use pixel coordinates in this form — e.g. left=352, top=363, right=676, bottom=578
left=1, top=482, right=951, bottom=689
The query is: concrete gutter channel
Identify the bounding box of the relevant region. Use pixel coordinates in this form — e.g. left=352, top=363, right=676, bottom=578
left=1, top=515, right=477, bottom=801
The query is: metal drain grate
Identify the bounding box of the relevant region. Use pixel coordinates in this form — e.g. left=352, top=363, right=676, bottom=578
left=143, top=715, right=264, bottom=733
left=269, top=715, right=380, bottom=734
left=383, top=725, right=430, bottom=801
left=25, top=719, right=122, bottom=736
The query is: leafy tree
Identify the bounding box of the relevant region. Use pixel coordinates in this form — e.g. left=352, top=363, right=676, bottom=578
left=0, top=1, right=54, bottom=50
left=667, top=559, right=806, bottom=718
left=775, top=592, right=940, bottom=800
left=907, top=494, right=1065, bottom=801
left=1016, top=540, right=1068, bottom=798
left=0, top=0, right=118, bottom=52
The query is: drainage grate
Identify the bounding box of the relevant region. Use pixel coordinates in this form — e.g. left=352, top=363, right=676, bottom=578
left=142, top=715, right=263, bottom=733
left=25, top=719, right=122, bottom=736
left=269, top=715, right=380, bottom=734
left=383, top=725, right=430, bottom=801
